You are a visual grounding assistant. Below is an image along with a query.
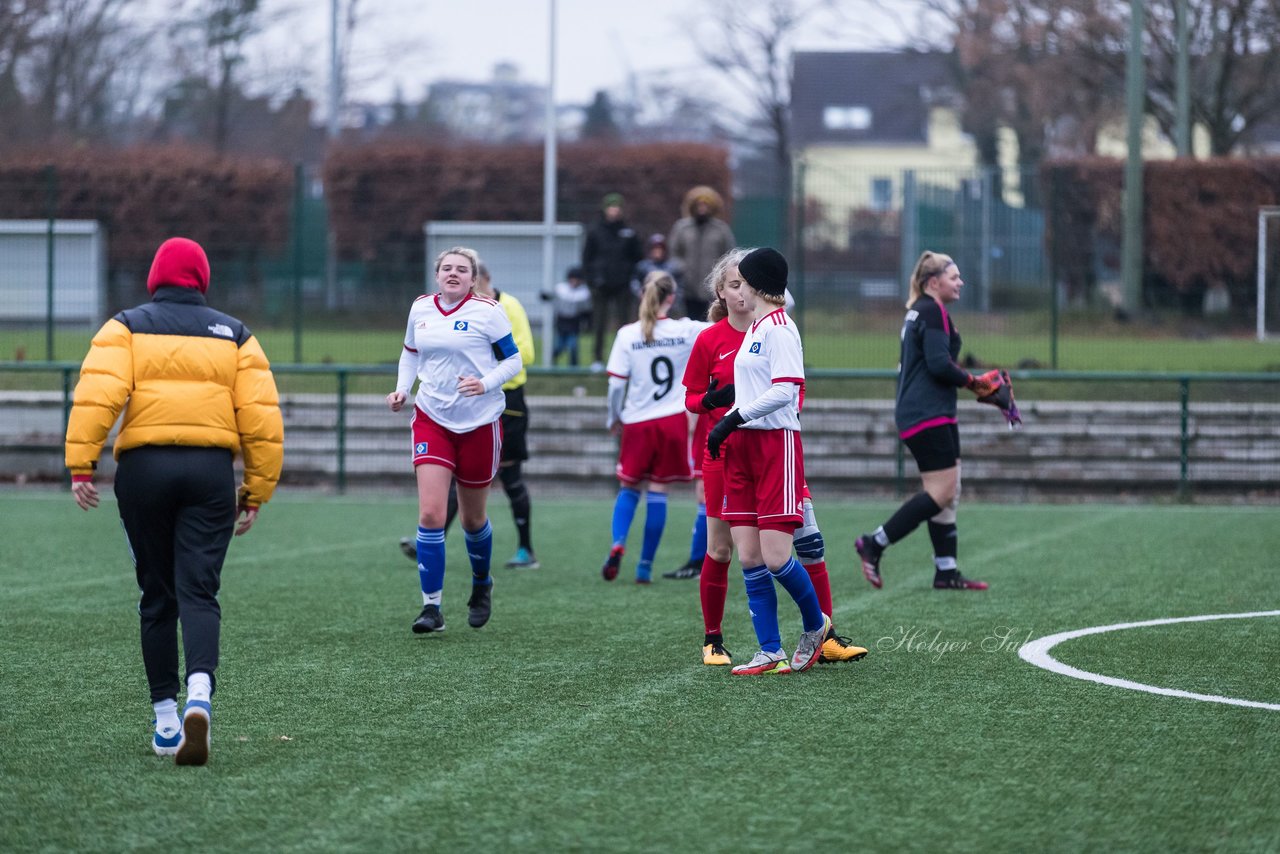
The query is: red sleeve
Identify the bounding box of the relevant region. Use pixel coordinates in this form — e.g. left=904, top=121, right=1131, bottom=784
left=682, top=329, right=713, bottom=413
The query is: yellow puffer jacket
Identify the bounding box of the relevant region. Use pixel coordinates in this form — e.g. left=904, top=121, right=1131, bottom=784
left=65, top=287, right=284, bottom=507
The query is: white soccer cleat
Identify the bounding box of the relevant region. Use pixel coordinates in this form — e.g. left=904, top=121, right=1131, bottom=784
left=791, top=613, right=832, bottom=673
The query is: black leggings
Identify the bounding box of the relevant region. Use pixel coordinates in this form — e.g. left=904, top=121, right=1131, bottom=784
left=115, top=446, right=236, bottom=702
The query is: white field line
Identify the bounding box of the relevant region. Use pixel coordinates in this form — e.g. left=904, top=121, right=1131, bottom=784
left=1018, top=611, right=1280, bottom=712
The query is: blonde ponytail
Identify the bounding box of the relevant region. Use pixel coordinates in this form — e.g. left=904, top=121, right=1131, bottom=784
left=639, top=271, right=677, bottom=342
left=907, top=250, right=955, bottom=308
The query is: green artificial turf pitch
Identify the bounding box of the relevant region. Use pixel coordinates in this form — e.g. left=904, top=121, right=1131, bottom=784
left=2, top=490, right=1277, bottom=852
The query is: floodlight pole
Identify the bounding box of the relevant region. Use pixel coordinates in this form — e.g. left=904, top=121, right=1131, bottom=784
left=540, top=0, right=558, bottom=367
left=328, top=0, right=340, bottom=139
left=1174, top=0, right=1190, bottom=157
left=1120, top=0, right=1146, bottom=313
left=1257, top=208, right=1280, bottom=342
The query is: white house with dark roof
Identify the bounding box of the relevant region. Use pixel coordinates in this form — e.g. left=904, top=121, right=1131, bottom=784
left=790, top=51, right=1019, bottom=209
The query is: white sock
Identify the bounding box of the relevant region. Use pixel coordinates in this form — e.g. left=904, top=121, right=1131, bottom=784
left=421, top=590, right=442, bottom=607
left=153, top=699, right=180, bottom=733
left=187, top=672, right=212, bottom=705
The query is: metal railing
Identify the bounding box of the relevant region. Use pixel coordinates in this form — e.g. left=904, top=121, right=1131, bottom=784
left=4, top=362, right=1279, bottom=498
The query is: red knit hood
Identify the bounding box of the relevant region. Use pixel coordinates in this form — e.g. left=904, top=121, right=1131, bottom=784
left=147, top=237, right=210, bottom=295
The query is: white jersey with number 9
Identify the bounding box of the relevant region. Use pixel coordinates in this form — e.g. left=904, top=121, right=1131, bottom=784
left=606, top=317, right=708, bottom=424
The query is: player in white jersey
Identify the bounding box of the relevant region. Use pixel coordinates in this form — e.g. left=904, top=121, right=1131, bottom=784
left=386, top=246, right=522, bottom=635
left=703, top=248, right=829, bottom=676
left=600, top=271, right=708, bottom=583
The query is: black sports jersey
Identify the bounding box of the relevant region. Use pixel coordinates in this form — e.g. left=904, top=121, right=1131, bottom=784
left=894, top=294, right=971, bottom=437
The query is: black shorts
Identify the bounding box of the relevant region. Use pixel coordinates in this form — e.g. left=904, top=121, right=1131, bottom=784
left=904, top=422, right=960, bottom=473
left=500, top=385, right=529, bottom=464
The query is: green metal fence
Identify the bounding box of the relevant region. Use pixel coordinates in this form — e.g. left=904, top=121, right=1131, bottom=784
left=5, top=162, right=1280, bottom=370
left=5, top=361, right=1278, bottom=500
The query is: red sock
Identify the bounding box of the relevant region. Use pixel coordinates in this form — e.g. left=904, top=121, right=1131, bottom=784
left=699, top=555, right=731, bottom=636
left=803, top=560, right=833, bottom=618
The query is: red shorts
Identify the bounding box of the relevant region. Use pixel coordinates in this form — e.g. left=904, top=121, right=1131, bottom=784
left=722, top=428, right=805, bottom=531
left=411, top=406, right=503, bottom=488
left=691, top=415, right=709, bottom=478
left=616, top=411, right=693, bottom=485
left=703, top=460, right=726, bottom=520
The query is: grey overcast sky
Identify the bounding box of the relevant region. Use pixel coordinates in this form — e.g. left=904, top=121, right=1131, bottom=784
left=273, top=0, right=918, bottom=110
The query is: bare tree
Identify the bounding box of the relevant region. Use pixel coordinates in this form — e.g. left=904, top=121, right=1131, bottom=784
left=918, top=0, right=1126, bottom=182
left=682, top=0, right=850, bottom=248
left=0, top=0, right=157, bottom=147
left=1141, top=0, right=1280, bottom=156
left=198, top=0, right=261, bottom=152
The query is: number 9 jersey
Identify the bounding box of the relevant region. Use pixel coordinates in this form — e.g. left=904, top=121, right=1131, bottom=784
left=606, top=317, right=709, bottom=424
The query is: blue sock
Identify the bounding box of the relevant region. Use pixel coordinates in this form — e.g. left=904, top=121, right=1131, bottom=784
left=773, top=556, right=824, bottom=632
left=641, top=492, right=667, bottom=565
left=743, top=565, right=782, bottom=653
left=464, top=519, right=493, bottom=586
left=416, top=526, right=446, bottom=598
left=688, top=503, right=707, bottom=564
left=611, top=487, right=641, bottom=546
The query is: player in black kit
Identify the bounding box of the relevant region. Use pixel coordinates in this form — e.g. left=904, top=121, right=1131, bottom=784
left=855, top=250, right=1009, bottom=591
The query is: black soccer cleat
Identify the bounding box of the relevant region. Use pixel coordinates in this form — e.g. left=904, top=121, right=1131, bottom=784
left=662, top=560, right=702, bottom=580
left=933, top=571, right=989, bottom=591
left=855, top=536, right=883, bottom=589
left=399, top=537, right=417, bottom=561
left=467, top=583, right=493, bottom=628
left=602, top=545, right=624, bottom=581
left=412, top=603, right=446, bottom=633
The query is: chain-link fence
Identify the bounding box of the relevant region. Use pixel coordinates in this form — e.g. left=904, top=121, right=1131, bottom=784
left=3, top=161, right=1280, bottom=372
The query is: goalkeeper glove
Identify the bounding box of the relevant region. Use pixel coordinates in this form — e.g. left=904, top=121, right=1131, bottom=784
left=966, top=369, right=1003, bottom=397
left=701, top=378, right=735, bottom=411
left=975, top=369, right=1023, bottom=429
left=706, top=410, right=745, bottom=460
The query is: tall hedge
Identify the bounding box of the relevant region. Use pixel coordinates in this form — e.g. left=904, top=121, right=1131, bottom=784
left=0, top=147, right=292, bottom=312
left=323, top=140, right=732, bottom=288
left=1042, top=157, right=1280, bottom=312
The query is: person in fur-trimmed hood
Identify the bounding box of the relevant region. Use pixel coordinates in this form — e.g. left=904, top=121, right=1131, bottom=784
left=668, top=185, right=735, bottom=322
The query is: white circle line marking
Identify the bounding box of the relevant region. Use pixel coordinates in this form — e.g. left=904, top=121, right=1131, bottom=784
left=1018, top=610, right=1280, bottom=712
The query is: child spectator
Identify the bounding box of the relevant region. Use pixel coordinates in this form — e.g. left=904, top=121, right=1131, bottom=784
left=542, top=266, right=593, bottom=366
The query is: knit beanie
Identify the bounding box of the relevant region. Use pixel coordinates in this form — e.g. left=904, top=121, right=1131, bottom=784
left=738, top=247, right=788, bottom=297
left=147, top=237, right=210, bottom=295
left=602, top=192, right=625, bottom=210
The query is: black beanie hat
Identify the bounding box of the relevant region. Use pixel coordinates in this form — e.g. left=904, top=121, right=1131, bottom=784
left=739, top=247, right=788, bottom=297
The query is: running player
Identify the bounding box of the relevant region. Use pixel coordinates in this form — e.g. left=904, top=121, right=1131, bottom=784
left=387, top=246, right=523, bottom=633
left=855, top=250, right=992, bottom=591
left=601, top=271, right=707, bottom=584
left=397, top=262, right=540, bottom=568
left=684, top=249, right=867, bottom=668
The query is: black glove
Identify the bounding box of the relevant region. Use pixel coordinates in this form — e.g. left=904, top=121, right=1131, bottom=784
left=701, top=378, right=735, bottom=411
left=706, top=410, right=745, bottom=460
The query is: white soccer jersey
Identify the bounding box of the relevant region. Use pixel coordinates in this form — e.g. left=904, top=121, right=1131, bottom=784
left=606, top=317, right=708, bottom=424
left=397, top=293, right=518, bottom=432
left=734, top=307, right=804, bottom=431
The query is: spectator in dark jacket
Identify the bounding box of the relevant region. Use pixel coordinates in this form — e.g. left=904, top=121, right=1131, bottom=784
left=582, top=192, right=643, bottom=371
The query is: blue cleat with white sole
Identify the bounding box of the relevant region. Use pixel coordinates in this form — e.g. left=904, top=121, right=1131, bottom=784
left=152, top=722, right=181, bottom=757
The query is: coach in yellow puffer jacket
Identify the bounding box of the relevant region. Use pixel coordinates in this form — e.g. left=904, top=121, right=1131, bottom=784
left=64, top=236, right=283, bottom=766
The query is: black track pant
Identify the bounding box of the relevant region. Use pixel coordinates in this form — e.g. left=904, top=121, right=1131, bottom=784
left=114, top=446, right=236, bottom=702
